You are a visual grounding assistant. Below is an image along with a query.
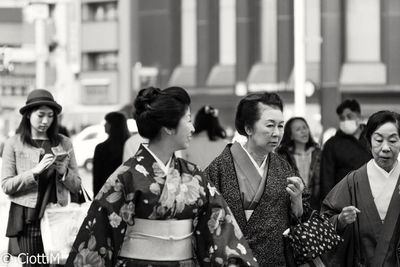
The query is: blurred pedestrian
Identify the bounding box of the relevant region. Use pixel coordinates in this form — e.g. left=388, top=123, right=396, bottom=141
left=205, top=92, right=311, bottom=266
left=66, top=86, right=258, bottom=267
left=122, top=133, right=148, bottom=162
left=1, top=89, right=81, bottom=266
left=277, top=117, right=322, bottom=209
left=320, top=99, right=372, bottom=200
left=322, top=110, right=400, bottom=266
left=92, top=111, right=131, bottom=196
left=181, top=105, right=227, bottom=170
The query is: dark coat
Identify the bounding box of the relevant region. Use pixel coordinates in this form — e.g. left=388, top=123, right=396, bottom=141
left=320, top=129, right=372, bottom=200
left=92, top=139, right=124, bottom=195
left=278, top=146, right=322, bottom=210
left=205, top=144, right=310, bottom=267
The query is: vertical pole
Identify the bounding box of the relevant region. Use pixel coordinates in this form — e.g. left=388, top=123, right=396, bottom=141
left=35, top=17, right=46, bottom=89
left=294, top=0, right=306, bottom=116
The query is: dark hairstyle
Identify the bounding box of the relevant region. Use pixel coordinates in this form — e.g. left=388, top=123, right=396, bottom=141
left=194, top=106, right=226, bottom=141
left=17, top=105, right=61, bottom=146
left=336, top=99, right=361, bottom=115
left=365, top=110, right=400, bottom=146
left=133, top=86, right=191, bottom=140
left=277, top=117, right=319, bottom=154
left=235, top=92, right=283, bottom=136
left=104, top=111, right=131, bottom=144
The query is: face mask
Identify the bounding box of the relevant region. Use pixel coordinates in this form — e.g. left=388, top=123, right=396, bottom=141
left=339, top=120, right=358, bottom=135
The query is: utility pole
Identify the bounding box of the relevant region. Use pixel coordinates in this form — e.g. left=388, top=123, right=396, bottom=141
left=294, top=0, right=306, bottom=117
left=30, top=0, right=49, bottom=89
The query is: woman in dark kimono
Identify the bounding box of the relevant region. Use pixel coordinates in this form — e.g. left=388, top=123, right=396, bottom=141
left=66, top=87, right=258, bottom=267
left=205, top=93, right=312, bottom=266
left=322, top=110, right=400, bottom=266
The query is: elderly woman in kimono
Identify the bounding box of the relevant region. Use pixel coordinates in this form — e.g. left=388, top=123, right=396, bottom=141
left=66, top=86, right=258, bottom=267
left=322, top=110, right=400, bottom=266
left=205, top=92, right=311, bottom=266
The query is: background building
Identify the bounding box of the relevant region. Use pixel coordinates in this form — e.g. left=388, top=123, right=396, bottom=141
left=1, top=0, right=400, bottom=138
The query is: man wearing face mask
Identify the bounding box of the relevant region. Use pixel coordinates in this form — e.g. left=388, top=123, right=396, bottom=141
left=320, top=99, right=372, bottom=201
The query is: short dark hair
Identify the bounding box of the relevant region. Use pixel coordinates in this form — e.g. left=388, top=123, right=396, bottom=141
left=336, top=99, right=361, bottom=115
left=17, top=105, right=61, bottom=146
left=278, top=117, right=319, bottom=152
left=133, top=86, right=191, bottom=140
left=235, top=92, right=283, bottom=137
left=365, top=110, right=400, bottom=146
left=194, top=106, right=226, bottom=141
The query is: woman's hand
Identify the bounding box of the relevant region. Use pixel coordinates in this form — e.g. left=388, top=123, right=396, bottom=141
left=53, top=156, right=69, bottom=176
left=32, top=154, right=54, bottom=175
left=286, top=176, right=304, bottom=217
left=286, top=176, right=304, bottom=199
left=338, top=206, right=360, bottom=229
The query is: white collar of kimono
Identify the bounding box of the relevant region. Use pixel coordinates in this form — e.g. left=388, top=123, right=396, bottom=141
left=239, top=142, right=268, bottom=177
left=143, top=145, right=172, bottom=176
left=367, top=159, right=400, bottom=221
left=371, top=158, right=400, bottom=178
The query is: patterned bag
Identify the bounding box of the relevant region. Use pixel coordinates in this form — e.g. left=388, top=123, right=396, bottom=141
left=285, top=210, right=343, bottom=264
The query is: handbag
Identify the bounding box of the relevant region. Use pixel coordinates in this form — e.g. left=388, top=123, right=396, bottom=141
left=40, top=186, right=92, bottom=264
left=284, top=210, right=343, bottom=265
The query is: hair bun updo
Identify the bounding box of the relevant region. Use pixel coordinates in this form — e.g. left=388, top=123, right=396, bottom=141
left=132, top=86, right=191, bottom=140
left=134, top=87, right=162, bottom=118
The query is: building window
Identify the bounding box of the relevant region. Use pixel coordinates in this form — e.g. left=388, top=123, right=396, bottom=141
left=82, top=1, right=117, bottom=22
left=181, top=0, right=197, bottom=66
left=345, top=0, right=380, bottom=62
left=260, top=0, right=277, bottom=64
left=219, top=0, right=236, bottom=65
left=82, top=52, right=118, bottom=71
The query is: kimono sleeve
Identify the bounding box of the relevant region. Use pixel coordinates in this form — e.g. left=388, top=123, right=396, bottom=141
left=66, top=165, right=136, bottom=267
left=194, top=177, right=259, bottom=267
left=321, top=172, right=354, bottom=231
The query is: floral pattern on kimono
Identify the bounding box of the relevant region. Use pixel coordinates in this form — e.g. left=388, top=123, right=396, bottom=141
left=66, top=145, right=258, bottom=267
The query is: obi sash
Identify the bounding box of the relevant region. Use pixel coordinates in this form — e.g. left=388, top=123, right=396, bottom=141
left=119, top=218, right=193, bottom=261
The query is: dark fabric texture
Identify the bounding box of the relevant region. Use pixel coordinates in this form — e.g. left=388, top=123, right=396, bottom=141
left=286, top=211, right=343, bottom=264
left=204, top=144, right=311, bottom=266
left=92, top=139, right=124, bottom=196
left=320, top=128, right=372, bottom=200
left=17, top=220, right=47, bottom=267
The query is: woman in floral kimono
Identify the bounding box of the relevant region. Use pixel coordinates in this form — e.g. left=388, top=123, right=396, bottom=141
left=66, top=87, right=258, bottom=267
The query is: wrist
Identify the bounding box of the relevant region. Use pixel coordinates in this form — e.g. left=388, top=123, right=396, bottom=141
left=291, top=198, right=303, bottom=217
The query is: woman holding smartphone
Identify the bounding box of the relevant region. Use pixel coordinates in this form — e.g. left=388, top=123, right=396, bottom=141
left=1, top=89, right=81, bottom=266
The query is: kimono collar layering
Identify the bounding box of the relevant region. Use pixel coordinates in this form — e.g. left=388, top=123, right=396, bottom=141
left=120, top=145, right=194, bottom=261
left=240, top=142, right=268, bottom=177
left=231, top=142, right=269, bottom=221
left=367, top=159, right=400, bottom=221
left=143, top=145, right=172, bottom=175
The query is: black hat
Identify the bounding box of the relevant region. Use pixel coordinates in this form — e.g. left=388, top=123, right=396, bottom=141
left=19, top=89, right=62, bottom=115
